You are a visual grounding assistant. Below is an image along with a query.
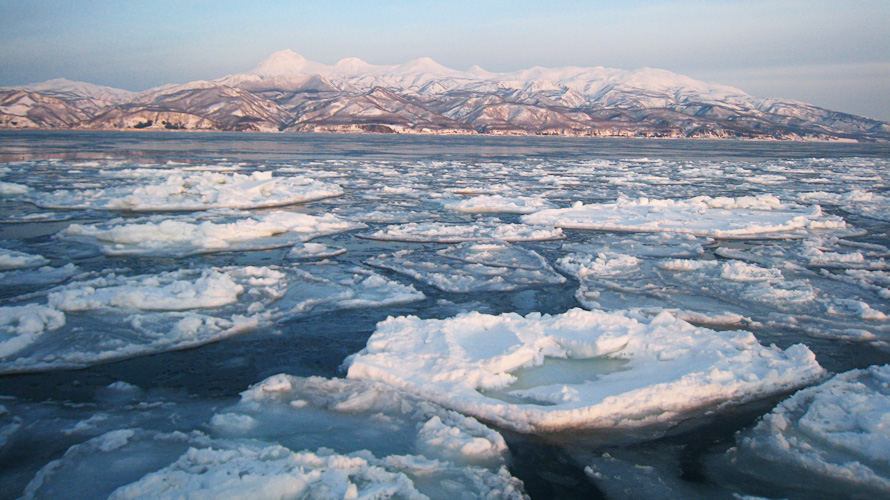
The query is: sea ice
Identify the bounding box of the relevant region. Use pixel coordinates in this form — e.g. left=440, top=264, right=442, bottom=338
left=19, top=375, right=528, bottom=500
left=444, top=194, right=554, bottom=214
left=28, top=170, right=343, bottom=211
left=0, top=181, right=29, bottom=195
left=287, top=242, right=347, bottom=260
left=0, top=248, right=49, bottom=270
left=366, top=242, right=565, bottom=293
left=61, top=211, right=365, bottom=256
left=522, top=195, right=849, bottom=239
left=730, top=364, right=890, bottom=497
left=345, top=308, right=825, bottom=434
left=361, top=219, right=564, bottom=243
left=0, top=265, right=423, bottom=373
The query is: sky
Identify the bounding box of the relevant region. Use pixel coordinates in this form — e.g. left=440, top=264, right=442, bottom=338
left=2, top=0, right=889, bottom=121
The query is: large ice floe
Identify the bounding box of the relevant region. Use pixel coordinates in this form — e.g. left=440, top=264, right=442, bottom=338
left=60, top=210, right=365, bottom=256
left=19, top=375, right=528, bottom=500
left=444, top=195, right=555, bottom=214
left=345, top=308, right=825, bottom=434
left=366, top=242, right=566, bottom=293
left=728, top=364, right=890, bottom=498
left=521, top=195, right=850, bottom=239
left=0, top=265, right=422, bottom=373
left=360, top=219, right=564, bottom=243
left=28, top=170, right=343, bottom=211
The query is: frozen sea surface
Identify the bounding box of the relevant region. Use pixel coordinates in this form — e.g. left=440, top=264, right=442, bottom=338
left=1, top=131, right=890, bottom=500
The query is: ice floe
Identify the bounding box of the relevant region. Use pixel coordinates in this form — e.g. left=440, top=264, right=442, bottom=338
left=361, top=219, right=564, bottom=243
left=345, top=308, right=825, bottom=434
left=61, top=211, right=365, bottom=256
left=28, top=170, right=343, bottom=211
left=367, top=242, right=566, bottom=293
left=444, top=195, right=554, bottom=214
left=0, top=265, right=423, bottom=373
left=730, top=364, right=890, bottom=497
left=0, top=248, right=49, bottom=270
left=18, top=375, right=528, bottom=500
left=522, top=195, right=849, bottom=239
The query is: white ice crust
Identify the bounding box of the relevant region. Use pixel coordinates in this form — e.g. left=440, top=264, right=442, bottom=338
left=734, top=364, right=890, bottom=495
left=62, top=211, right=364, bottom=256
left=20, top=376, right=528, bottom=500
left=345, top=308, right=825, bottom=433
left=522, top=195, right=848, bottom=239
left=29, top=170, right=343, bottom=211
left=444, top=195, right=554, bottom=214
left=361, top=219, right=564, bottom=243
left=0, top=248, right=49, bottom=270
left=367, top=242, right=565, bottom=293
left=0, top=265, right=423, bottom=373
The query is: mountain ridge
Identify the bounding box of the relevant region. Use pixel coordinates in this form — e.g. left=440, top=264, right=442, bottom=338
left=1, top=50, right=888, bottom=141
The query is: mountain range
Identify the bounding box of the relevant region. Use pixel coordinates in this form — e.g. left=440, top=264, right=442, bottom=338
left=2, top=49, right=888, bottom=141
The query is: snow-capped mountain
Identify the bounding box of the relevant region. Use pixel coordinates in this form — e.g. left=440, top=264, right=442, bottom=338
left=2, top=49, right=888, bottom=141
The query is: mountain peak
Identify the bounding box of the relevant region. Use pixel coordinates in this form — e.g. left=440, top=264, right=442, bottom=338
left=251, top=49, right=323, bottom=76
left=396, top=57, right=455, bottom=75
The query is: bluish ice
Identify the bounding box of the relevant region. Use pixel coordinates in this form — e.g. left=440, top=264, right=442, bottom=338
left=1, top=131, right=890, bottom=500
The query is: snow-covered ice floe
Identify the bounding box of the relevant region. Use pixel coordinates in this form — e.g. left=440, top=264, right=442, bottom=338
left=28, top=170, right=343, bottom=211
left=20, top=375, right=528, bottom=500
left=729, top=364, right=890, bottom=498
left=360, top=219, right=564, bottom=243
left=367, top=242, right=566, bottom=293
left=345, top=308, right=825, bottom=434
left=61, top=211, right=365, bottom=256
left=0, top=265, right=422, bottom=373
left=444, top=194, right=555, bottom=214
left=521, top=195, right=850, bottom=239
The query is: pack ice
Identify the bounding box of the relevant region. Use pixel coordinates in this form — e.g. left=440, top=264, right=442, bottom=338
left=0, top=265, right=422, bottom=373
left=61, top=211, right=364, bottom=256
left=730, top=364, right=890, bottom=497
left=522, top=195, right=849, bottom=239
left=28, top=170, right=343, bottom=211
left=18, top=375, right=528, bottom=500
left=345, top=308, right=825, bottom=434
left=366, top=242, right=566, bottom=293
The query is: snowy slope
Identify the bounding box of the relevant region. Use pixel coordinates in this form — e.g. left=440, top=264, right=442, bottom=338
left=3, top=49, right=889, bottom=140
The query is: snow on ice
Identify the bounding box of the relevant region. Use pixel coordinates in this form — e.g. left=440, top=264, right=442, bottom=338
left=0, top=265, right=422, bottom=373
left=361, top=219, right=564, bottom=243
left=16, top=375, right=527, bottom=500
left=522, top=195, right=849, bottom=239
left=28, top=170, right=343, bottom=211
left=729, top=364, right=890, bottom=497
left=345, top=308, right=825, bottom=434
left=61, top=211, right=365, bottom=256
left=366, top=242, right=566, bottom=293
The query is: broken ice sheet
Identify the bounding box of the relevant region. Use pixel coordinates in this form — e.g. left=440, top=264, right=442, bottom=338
left=28, top=170, right=344, bottom=211
left=345, top=308, right=825, bottom=435
left=726, top=364, right=890, bottom=499
left=444, top=194, right=555, bottom=214
left=19, top=376, right=528, bottom=500
left=522, top=194, right=851, bottom=239
left=360, top=219, right=564, bottom=243
left=60, top=210, right=365, bottom=257
left=366, top=241, right=565, bottom=293
left=0, top=264, right=423, bottom=373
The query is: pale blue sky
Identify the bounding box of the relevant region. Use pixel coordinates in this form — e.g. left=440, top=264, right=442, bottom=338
left=2, top=0, right=889, bottom=120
